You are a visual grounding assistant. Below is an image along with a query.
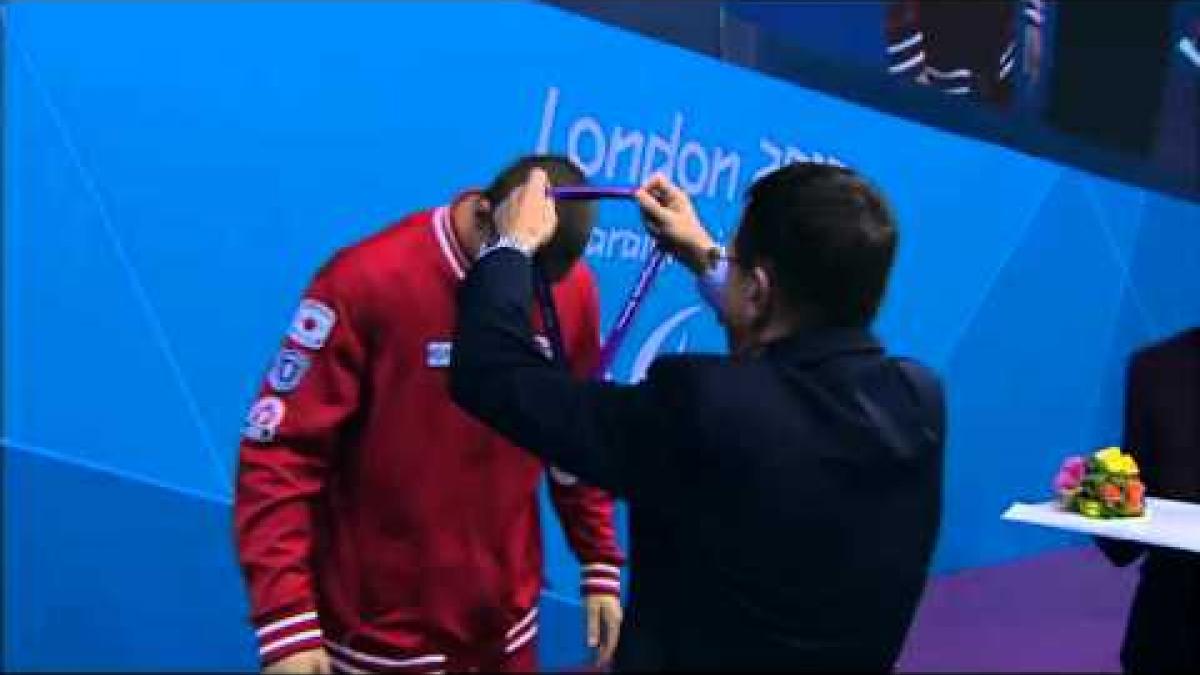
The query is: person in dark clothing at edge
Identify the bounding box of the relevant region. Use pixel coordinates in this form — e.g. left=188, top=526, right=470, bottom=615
left=1097, top=327, right=1200, bottom=673
left=449, top=162, right=945, bottom=671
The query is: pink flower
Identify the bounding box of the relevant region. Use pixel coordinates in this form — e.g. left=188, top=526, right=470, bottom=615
left=1054, top=470, right=1079, bottom=493
left=1063, top=456, right=1086, bottom=480
left=1054, top=456, right=1087, bottom=492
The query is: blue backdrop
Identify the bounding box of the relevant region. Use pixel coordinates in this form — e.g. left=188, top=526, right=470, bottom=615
left=4, top=2, right=1199, bottom=670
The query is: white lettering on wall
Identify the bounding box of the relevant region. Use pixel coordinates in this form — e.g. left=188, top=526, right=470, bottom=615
left=534, top=86, right=848, bottom=206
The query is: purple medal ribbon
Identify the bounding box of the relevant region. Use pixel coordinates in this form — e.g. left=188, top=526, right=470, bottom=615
left=550, top=185, right=638, bottom=201
left=590, top=248, right=666, bottom=380
left=533, top=248, right=667, bottom=381
left=538, top=184, right=668, bottom=381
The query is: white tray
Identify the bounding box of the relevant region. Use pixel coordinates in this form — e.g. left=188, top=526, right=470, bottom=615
left=1002, top=497, right=1200, bottom=554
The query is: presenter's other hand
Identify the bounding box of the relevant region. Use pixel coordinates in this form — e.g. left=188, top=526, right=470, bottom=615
left=585, top=593, right=623, bottom=668
left=493, top=168, right=558, bottom=253
left=635, top=174, right=716, bottom=274
left=263, top=648, right=331, bottom=674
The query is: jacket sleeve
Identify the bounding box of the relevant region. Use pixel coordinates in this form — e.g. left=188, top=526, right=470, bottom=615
left=546, top=268, right=626, bottom=597
left=885, top=0, right=926, bottom=78
left=1096, top=351, right=1152, bottom=567
left=450, top=249, right=682, bottom=505
left=234, top=255, right=369, bottom=666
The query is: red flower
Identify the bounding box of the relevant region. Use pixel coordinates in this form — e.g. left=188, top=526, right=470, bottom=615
left=1127, top=480, right=1146, bottom=507
left=1100, top=483, right=1122, bottom=506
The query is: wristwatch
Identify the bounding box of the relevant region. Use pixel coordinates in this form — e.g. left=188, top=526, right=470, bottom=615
left=702, top=245, right=726, bottom=273
left=696, top=245, right=730, bottom=312
left=477, top=233, right=533, bottom=260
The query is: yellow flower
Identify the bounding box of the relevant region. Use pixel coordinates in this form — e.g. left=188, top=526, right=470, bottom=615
left=1093, top=447, right=1136, bottom=475
left=1098, top=455, right=1124, bottom=474
left=1116, top=455, right=1139, bottom=476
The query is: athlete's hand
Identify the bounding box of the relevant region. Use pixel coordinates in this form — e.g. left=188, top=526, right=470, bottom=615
left=585, top=593, right=623, bottom=669
left=492, top=168, right=558, bottom=253
left=263, top=648, right=331, bottom=675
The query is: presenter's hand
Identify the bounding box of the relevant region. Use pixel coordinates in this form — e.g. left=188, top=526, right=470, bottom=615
left=585, top=593, right=623, bottom=668
left=263, top=648, right=331, bottom=674
left=634, top=174, right=716, bottom=275
left=493, top=168, right=558, bottom=253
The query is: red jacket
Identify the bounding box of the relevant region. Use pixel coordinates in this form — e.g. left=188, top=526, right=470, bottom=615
left=234, top=201, right=624, bottom=670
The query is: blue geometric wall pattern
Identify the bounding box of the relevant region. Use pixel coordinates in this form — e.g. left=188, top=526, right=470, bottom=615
left=4, top=3, right=1197, bottom=671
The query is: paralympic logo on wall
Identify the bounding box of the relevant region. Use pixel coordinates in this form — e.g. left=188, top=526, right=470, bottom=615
left=600, top=304, right=707, bottom=384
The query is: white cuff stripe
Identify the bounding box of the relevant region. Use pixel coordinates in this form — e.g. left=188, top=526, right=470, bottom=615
left=1179, top=37, right=1200, bottom=68
left=506, top=625, right=539, bottom=654
left=944, top=85, right=972, bottom=95
left=888, top=52, right=925, bottom=74
left=329, top=655, right=368, bottom=674
left=261, top=629, right=323, bottom=658
left=506, top=606, right=539, bottom=640
left=256, top=611, right=318, bottom=638
left=887, top=32, right=924, bottom=54
left=324, top=640, right=447, bottom=668
left=1000, top=41, right=1016, bottom=64
left=926, top=66, right=972, bottom=79
left=1025, top=7, right=1043, bottom=24
left=999, top=57, right=1015, bottom=79
left=585, top=564, right=624, bottom=581
left=584, top=578, right=622, bottom=591
left=583, top=563, right=622, bottom=576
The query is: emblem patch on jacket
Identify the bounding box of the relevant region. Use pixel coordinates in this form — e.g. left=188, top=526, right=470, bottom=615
left=289, top=299, right=336, bottom=350
left=267, top=349, right=312, bottom=393
left=426, top=340, right=453, bottom=368
left=243, top=396, right=286, bottom=443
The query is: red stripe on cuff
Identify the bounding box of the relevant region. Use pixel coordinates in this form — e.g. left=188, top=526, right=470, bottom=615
left=256, top=611, right=324, bottom=666
left=261, top=631, right=324, bottom=666
left=584, top=568, right=621, bottom=582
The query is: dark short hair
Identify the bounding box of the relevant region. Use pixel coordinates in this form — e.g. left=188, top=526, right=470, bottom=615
left=484, top=154, right=594, bottom=282
left=734, top=163, right=898, bottom=328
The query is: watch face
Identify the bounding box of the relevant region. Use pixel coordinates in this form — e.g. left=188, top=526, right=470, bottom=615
left=705, top=246, right=724, bottom=271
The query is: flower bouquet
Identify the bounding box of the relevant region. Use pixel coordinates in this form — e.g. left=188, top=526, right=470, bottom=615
left=1054, top=447, right=1146, bottom=518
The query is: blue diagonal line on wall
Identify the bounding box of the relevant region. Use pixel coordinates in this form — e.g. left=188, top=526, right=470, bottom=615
left=2, top=438, right=234, bottom=507
left=940, top=169, right=1065, bottom=369
left=1080, top=181, right=1159, bottom=336
left=1072, top=181, right=1158, bottom=453
left=9, top=25, right=232, bottom=496
left=542, top=588, right=583, bottom=608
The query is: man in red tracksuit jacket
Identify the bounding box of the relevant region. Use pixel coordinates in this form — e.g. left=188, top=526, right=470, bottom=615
left=235, top=155, right=625, bottom=674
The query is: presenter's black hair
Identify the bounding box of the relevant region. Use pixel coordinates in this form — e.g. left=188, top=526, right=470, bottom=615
left=736, top=162, right=898, bottom=328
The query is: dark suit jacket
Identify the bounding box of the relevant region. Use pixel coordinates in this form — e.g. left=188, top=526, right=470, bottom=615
left=1098, top=327, right=1200, bottom=672
left=451, top=250, right=946, bottom=671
